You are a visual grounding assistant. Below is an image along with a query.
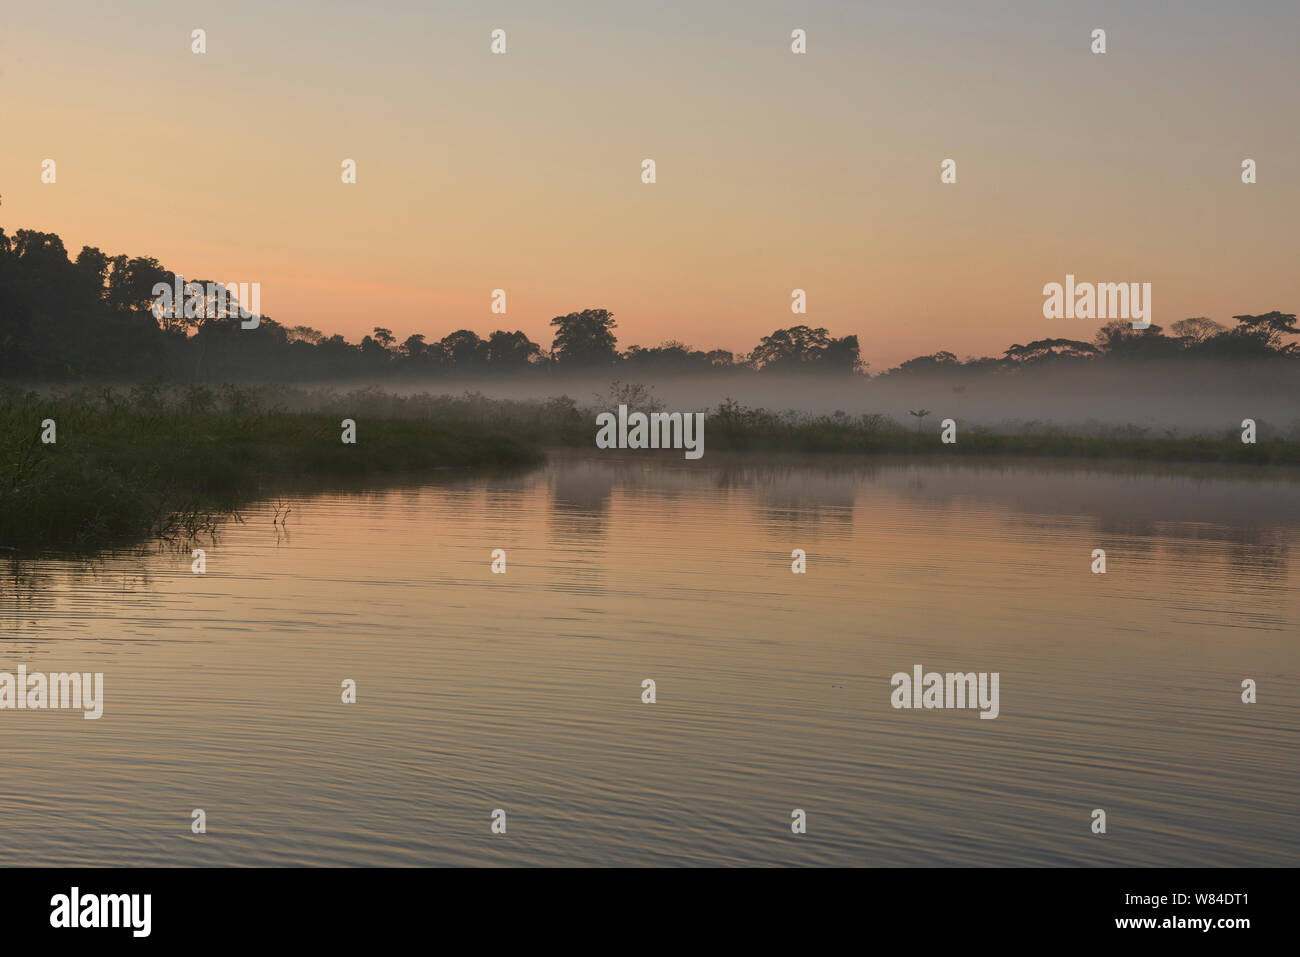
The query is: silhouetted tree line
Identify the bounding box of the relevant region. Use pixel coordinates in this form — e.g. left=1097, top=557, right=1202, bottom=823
left=884, top=314, right=1299, bottom=376
left=0, top=216, right=1295, bottom=382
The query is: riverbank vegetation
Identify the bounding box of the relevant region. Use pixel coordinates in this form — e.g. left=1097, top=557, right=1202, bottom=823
left=0, top=385, right=541, bottom=551
left=3, top=383, right=1295, bottom=552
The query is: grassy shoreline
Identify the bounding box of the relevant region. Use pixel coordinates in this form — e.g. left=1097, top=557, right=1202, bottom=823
left=3, top=384, right=1296, bottom=551
left=1, top=387, right=542, bottom=551
left=275, top=385, right=1299, bottom=463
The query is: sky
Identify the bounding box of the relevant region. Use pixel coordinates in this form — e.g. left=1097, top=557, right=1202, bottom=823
left=2, top=0, right=1297, bottom=369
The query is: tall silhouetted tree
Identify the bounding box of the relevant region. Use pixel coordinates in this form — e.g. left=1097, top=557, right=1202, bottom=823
left=750, top=325, right=830, bottom=370
left=749, top=325, right=860, bottom=372
left=549, top=308, right=618, bottom=366
left=1231, top=311, right=1299, bottom=352
left=485, top=330, right=542, bottom=369
left=440, top=329, right=488, bottom=370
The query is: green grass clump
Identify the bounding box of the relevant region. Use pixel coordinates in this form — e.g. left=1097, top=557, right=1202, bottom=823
left=0, top=385, right=542, bottom=551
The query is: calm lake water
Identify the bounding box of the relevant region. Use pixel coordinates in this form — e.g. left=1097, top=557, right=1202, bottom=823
left=1, top=452, right=1297, bottom=866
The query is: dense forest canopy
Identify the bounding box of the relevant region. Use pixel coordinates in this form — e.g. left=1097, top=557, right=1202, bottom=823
left=1, top=212, right=1295, bottom=383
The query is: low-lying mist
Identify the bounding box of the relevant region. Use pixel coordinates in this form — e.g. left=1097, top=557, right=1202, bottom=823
left=317, top=360, right=1300, bottom=437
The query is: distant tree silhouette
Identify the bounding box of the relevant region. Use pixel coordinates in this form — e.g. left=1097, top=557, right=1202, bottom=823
left=1003, top=338, right=1099, bottom=363
left=1170, top=317, right=1226, bottom=344
left=1231, top=311, right=1299, bottom=352
left=886, top=351, right=961, bottom=376
left=486, top=329, right=542, bottom=368
left=621, top=340, right=725, bottom=372
left=750, top=325, right=828, bottom=369
left=821, top=333, right=863, bottom=372
left=1092, top=321, right=1182, bottom=360
left=549, top=308, right=618, bottom=366
left=749, top=325, right=862, bottom=372
left=439, top=329, right=487, bottom=370
left=289, top=326, right=324, bottom=346
left=0, top=219, right=1294, bottom=383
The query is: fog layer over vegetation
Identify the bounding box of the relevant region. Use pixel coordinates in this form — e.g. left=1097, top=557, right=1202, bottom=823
left=359, top=362, right=1299, bottom=437
left=3, top=218, right=1297, bottom=436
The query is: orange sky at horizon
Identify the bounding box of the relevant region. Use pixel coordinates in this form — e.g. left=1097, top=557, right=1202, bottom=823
left=2, top=0, right=1297, bottom=369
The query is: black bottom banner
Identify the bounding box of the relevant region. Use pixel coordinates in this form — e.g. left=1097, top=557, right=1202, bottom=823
left=1, top=866, right=1282, bottom=945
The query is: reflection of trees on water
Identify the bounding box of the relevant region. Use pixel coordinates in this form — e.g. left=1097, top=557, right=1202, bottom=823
left=537, top=455, right=1298, bottom=596
left=875, top=463, right=1298, bottom=597
left=0, top=552, right=157, bottom=632
left=549, top=462, right=616, bottom=519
